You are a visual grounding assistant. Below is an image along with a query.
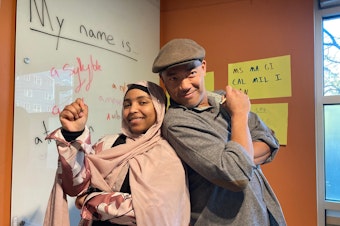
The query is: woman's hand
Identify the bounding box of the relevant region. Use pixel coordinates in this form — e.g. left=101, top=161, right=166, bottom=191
left=59, top=98, right=88, bottom=132
left=75, top=193, right=88, bottom=209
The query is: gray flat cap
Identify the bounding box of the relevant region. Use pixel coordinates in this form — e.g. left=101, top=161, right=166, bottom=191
left=152, top=38, right=205, bottom=73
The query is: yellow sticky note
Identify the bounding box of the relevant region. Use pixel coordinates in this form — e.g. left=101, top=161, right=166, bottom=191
left=228, top=55, right=292, bottom=99
left=205, top=71, right=214, bottom=91
left=251, top=103, right=288, bottom=145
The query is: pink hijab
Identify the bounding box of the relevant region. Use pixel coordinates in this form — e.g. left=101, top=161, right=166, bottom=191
left=44, top=81, right=190, bottom=226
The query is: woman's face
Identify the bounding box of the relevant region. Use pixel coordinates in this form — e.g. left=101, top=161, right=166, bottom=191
left=123, top=88, right=157, bottom=134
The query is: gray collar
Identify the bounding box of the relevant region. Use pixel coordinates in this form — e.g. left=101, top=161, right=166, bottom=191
left=169, top=91, right=223, bottom=112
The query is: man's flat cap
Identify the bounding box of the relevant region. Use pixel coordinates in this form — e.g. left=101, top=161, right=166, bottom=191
left=152, top=38, right=205, bottom=73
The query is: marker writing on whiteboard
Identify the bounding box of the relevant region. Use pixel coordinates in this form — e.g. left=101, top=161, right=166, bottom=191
left=50, top=55, right=102, bottom=93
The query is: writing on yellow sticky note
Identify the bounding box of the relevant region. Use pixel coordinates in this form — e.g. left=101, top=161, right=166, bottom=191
left=228, top=55, right=291, bottom=99
left=251, top=103, right=288, bottom=145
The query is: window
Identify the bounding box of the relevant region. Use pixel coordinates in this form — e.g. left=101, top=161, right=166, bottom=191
left=315, top=1, right=340, bottom=225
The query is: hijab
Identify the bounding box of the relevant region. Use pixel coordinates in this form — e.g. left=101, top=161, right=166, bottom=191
left=86, top=81, right=190, bottom=225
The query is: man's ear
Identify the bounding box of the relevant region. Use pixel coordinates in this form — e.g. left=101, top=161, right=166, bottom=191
left=201, top=60, right=207, bottom=71
left=159, top=73, right=164, bottom=82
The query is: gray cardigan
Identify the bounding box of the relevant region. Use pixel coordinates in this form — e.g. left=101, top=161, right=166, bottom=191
left=162, top=92, right=286, bottom=226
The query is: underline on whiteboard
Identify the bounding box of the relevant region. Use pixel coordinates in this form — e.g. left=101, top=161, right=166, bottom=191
left=30, top=28, right=138, bottom=61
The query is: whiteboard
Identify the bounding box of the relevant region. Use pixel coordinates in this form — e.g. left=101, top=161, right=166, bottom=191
left=12, top=0, right=160, bottom=225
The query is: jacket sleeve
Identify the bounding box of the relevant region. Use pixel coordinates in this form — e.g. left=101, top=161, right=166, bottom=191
left=81, top=191, right=135, bottom=224
left=46, top=127, right=93, bottom=196
left=248, top=112, right=280, bottom=164
left=162, top=110, right=255, bottom=192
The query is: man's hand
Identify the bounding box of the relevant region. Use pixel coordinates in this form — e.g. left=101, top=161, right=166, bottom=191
left=221, top=85, right=250, bottom=117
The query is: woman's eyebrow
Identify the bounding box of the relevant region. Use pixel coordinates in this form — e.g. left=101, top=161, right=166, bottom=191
left=124, top=95, right=152, bottom=101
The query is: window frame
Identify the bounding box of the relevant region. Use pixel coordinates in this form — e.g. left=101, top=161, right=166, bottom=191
left=315, top=1, right=340, bottom=225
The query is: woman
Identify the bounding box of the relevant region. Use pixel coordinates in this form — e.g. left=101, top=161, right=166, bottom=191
left=44, top=81, right=190, bottom=226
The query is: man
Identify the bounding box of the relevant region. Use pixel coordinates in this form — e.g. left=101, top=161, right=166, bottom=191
left=152, top=38, right=286, bottom=226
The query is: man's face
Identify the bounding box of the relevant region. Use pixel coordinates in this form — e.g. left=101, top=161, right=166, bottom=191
left=160, top=60, right=208, bottom=108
